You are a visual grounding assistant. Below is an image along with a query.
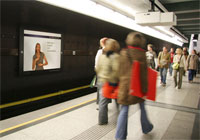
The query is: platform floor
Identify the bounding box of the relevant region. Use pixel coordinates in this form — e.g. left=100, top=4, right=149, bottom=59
left=0, top=74, right=200, bottom=140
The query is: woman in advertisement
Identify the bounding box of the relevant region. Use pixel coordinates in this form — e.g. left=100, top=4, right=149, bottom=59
left=32, top=43, right=48, bottom=70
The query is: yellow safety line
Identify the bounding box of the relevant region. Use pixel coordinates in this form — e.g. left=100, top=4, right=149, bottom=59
left=0, top=85, right=90, bottom=109
left=0, top=98, right=96, bottom=134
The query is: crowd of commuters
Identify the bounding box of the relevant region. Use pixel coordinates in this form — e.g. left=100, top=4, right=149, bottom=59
left=94, top=32, right=199, bottom=140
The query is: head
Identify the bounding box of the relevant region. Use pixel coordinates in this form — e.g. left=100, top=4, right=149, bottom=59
left=147, top=44, right=153, bottom=51
left=175, top=48, right=182, bottom=55
left=104, top=38, right=120, bottom=53
left=183, top=47, right=188, bottom=51
left=163, top=46, right=168, bottom=53
left=99, top=37, right=108, bottom=49
left=35, top=43, right=41, bottom=53
left=170, top=48, right=174, bottom=53
left=125, top=32, right=146, bottom=48
left=191, top=49, right=197, bottom=55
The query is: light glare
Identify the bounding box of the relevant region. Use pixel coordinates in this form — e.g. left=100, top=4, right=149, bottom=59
left=37, top=0, right=185, bottom=46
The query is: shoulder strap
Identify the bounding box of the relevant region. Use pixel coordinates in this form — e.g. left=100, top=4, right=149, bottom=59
left=178, top=55, right=183, bottom=64
left=180, top=55, right=183, bottom=61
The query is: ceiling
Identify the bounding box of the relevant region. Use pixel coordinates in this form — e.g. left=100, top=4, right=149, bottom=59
left=159, top=0, right=200, bottom=40
left=92, top=0, right=199, bottom=42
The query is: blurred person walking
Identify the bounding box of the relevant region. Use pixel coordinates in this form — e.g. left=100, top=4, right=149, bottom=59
left=94, top=37, right=108, bottom=106
left=115, top=32, right=153, bottom=140
left=96, top=39, right=120, bottom=125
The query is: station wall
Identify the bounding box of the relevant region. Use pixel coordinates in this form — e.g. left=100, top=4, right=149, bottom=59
left=1, top=1, right=178, bottom=104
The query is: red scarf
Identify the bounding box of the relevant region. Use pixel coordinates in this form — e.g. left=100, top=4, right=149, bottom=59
left=128, top=46, right=145, bottom=52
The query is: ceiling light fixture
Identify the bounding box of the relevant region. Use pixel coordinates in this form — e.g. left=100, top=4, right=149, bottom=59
left=37, top=0, right=184, bottom=46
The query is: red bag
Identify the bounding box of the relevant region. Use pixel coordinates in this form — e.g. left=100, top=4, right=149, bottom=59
left=129, top=61, right=157, bottom=101
left=102, top=82, right=118, bottom=99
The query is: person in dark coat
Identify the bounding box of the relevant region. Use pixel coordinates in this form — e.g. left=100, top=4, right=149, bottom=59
left=115, top=32, right=153, bottom=140
left=186, top=49, right=199, bottom=82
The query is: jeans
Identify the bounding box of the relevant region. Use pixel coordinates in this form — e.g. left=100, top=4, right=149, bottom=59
left=96, top=84, right=100, bottom=104
left=169, top=63, right=173, bottom=76
left=188, top=69, right=196, bottom=81
left=98, top=82, right=111, bottom=124
left=160, top=68, right=168, bottom=84
left=115, top=102, right=153, bottom=140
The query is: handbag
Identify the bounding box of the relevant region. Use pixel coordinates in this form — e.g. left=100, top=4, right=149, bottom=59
left=129, top=61, right=157, bottom=101
left=102, top=82, right=118, bottom=99
left=172, top=63, right=179, bottom=70
left=90, top=75, right=97, bottom=88
left=172, top=55, right=183, bottom=70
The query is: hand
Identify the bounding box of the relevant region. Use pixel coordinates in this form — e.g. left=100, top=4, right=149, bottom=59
left=38, top=63, right=43, bottom=67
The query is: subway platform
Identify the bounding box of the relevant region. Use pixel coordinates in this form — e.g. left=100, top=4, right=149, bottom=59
left=0, top=74, right=199, bottom=140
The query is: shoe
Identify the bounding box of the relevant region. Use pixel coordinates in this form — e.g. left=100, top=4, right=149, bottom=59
left=162, top=83, right=166, bottom=87
left=98, top=122, right=108, bottom=125
left=174, top=84, right=177, bottom=88
left=143, top=124, right=154, bottom=134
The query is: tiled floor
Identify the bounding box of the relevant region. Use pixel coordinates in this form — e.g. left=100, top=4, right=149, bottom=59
left=0, top=74, right=199, bottom=140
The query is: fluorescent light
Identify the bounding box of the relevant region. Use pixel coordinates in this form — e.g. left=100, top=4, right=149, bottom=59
left=155, top=26, right=174, bottom=37
left=102, top=0, right=136, bottom=16
left=37, top=0, right=184, bottom=46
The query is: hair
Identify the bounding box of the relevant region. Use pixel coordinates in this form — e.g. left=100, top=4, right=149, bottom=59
left=35, top=43, right=41, bottom=54
left=183, top=47, right=188, bottom=50
left=163, top=46, right=168, bottom=50
left=104, top=39, right=120, bottom=56
left=147, top=44, right=153, bottom=49
left=125, top=32, right=146, bottom=48
left=193, top=49, right=197, bottom=54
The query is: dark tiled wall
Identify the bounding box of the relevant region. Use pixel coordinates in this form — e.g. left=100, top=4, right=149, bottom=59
left=0, top=1, right=178, bottom=104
